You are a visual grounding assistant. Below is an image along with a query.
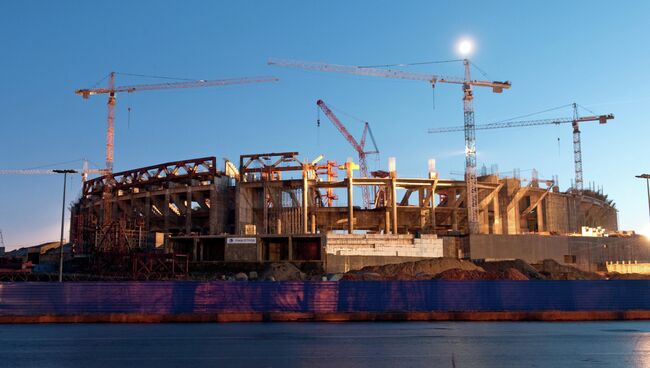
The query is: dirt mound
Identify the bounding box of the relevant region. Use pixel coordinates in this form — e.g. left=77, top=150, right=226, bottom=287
left=345, top=258, right=483, bottom=280
left=475, top=259, right=546, bottom=280
left=606, top=272, right=650, bottom=280
left=532, top=259, right=603, bottom=280
left=433, top=267, right=529, bottom=281
left=260, top=263, right=305, bottom=281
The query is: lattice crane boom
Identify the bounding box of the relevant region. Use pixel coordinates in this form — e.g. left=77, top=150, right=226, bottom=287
left=428, top=107, right=615, bottom=192
left=0, top=167, right=105, bottom=179
left=316, top=99, right=379, bottom=208
left=75, top=76, right=280, bottom=98
left=427, top=114, right=613, bottom=133
left=76, top=73, right=279, bottom=172
left=268, top=58, right=510, bottom=91
left=271, top=58, right=510, bottom=234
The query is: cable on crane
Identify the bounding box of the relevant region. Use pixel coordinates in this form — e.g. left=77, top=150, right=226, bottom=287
left=24, top=159, right=85, bottom=170
left=576, top=103, right=597, bottom=116
left=468, top=61, right=491, bottom=80
left=326, top=102, right=366, bottom=124
left=90, top=73, right=112, bottom=89
left=492, top=104, right=574, bottom=124
left=358, top=59, right=463, bottom=68
left=115, top=72, right=198, bottom=82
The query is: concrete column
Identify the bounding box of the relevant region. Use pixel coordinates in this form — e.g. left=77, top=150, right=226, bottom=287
left=163, top=189, right=170, bottom=250
left=144, top=193, right=151, bottom=237
left=288, top=236, right=293, bottom=261
left=418, top=189, right=426, bottom=229
left=185, top=187, right=192, bottom=235
left=492, top=194, right=502, bottom=234
left=347, top=168, right=354, bottom=234
left=480, top=207, right=491, bottom=234
left=537, top=198, right=545, bottom=232
left=452, top=209, right=458, bottom=231
left=311, top=213, right=316, bottom=234
left=263, top=183, right=268, bottom=235
left=209, top=184, right=219, bottom=235
left=302, top=169, right=309, bottom=234
left=391, top=177, right=398, bottom=234
left=430, top=185, right=436, bottom=232
left=385, top=210, right=391, bottom=234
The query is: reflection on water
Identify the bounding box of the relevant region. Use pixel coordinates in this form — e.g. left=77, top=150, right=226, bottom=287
left=1, top=321, right=650, bottom=368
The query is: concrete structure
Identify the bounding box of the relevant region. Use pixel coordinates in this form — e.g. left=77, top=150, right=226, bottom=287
left=69, top=151, right=622, bottom=273
left=606, top=261, right=650, bottom=274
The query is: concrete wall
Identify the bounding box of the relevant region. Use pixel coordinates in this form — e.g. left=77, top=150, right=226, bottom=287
left=469, top=234, right=650, bottom=272
left=469, top=234, right=569, bottom=264
left=224, top=243, right=257, bottom=262
left=326, top=254, right=434, bottom=274
left=606, top=262, right=650, bottom=274
left=324, top=234, right=444, bottom=273
left=326, top=234, right=443, bottom=258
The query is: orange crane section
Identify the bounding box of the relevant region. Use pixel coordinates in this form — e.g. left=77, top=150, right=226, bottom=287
left=76, top=73, right=279, bottom=173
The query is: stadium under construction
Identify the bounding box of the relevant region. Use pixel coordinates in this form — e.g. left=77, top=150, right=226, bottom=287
left=67, top=150, right=646, bottom=278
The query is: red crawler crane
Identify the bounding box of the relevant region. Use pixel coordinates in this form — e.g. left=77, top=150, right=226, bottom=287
left=316, top=99, right=379, bottom=208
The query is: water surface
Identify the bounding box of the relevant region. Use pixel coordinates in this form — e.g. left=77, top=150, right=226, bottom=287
left=1, top=321, right=648, bottom=367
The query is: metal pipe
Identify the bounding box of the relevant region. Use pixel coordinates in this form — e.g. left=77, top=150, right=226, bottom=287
left=53, top=169, right=77, bottom=282
left=636, top=174, right=650, bottom=227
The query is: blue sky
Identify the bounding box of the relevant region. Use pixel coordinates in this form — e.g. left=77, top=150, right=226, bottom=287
left=1, top=1, right=649, bottom=249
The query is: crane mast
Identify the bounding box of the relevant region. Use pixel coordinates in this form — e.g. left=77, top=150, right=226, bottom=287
left=571, top=103, right=584, bottom=192
left=269, top=57, right=510, bottom=234
left=462, top=59, right=480, bottom=234
left=428, top=106, right=614, bottom=194
left=316, top=99, right=379, bottom=208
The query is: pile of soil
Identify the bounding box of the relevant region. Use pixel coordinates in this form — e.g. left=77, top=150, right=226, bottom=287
left=433, top=267, right=529, bottom=281
left=532, top=259, right=603, bottom=280
left=343, top=258, right=483, bottom=281
left=259, top=263, right=305, bottom=281
left=475, top=259, right=546, bottom=280
left=606, top=272, right=650, bottom=280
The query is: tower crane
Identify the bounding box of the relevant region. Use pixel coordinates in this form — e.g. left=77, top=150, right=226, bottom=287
left=269, top=58, right=510, bottom=234
left=0, top=160, right=106, bottom=182
left=428, top=103, right=614, bottom=192
left=316, top=99, right=379, bottom=208
left=76, top=73, right=279, bottom=173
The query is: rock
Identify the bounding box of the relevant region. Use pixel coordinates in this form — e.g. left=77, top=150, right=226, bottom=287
left=260, top=263, right=305, bottom=281
left=345, top=258, right=483, bottom=281
left=234, top=272, right=248, bottom=281
left=475, top=259, right=545, bottom=280
left=327, top=273, right=344, bottom=281
left=341, top=272, right=384, bottom=281
left=430, top=267, right=529, bottom=281
left=532, top=259, right=603, bottom=280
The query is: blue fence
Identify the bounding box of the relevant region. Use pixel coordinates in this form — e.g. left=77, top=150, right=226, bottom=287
left=1, top=281, right=650, bottom=316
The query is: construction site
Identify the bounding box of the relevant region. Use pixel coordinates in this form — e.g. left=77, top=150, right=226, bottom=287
left=3, top=57, right=649, bottom=281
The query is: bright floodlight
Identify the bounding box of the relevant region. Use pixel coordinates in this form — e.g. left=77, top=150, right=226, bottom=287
left=458, top=39, right=473, bottom=56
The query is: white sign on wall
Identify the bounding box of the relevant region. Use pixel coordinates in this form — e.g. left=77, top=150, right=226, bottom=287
left=226, top=237, right=257, bottom=244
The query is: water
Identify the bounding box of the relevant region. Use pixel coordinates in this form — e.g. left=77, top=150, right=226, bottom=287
left=1, top=322, right=649, bottom=367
